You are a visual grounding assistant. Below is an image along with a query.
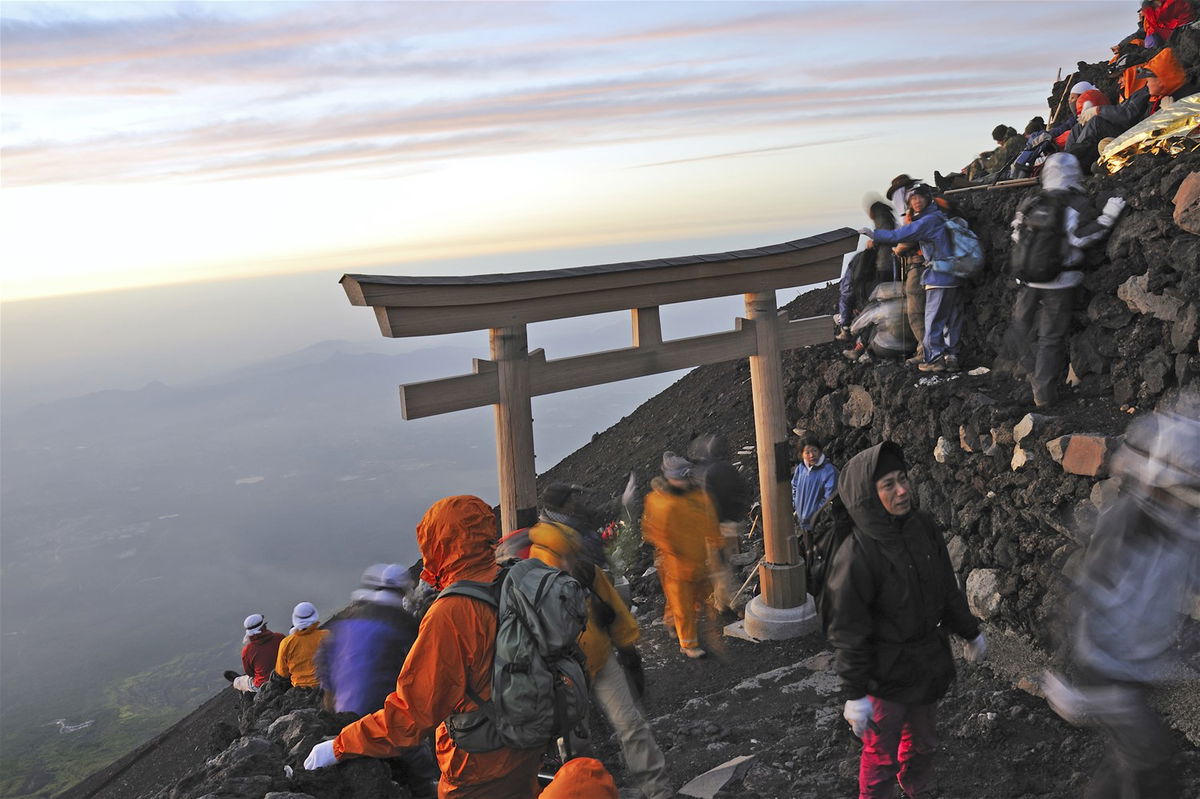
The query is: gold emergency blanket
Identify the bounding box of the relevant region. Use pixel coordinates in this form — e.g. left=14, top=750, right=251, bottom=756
left=1098, top=94, right=1200, bottom=173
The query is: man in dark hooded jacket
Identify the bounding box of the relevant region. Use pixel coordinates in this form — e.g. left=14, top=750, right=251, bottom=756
left=688, top=433, right=751, bottom=613
left=823, top=442, right=985, bottom=799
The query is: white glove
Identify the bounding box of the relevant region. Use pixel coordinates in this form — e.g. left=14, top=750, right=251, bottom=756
left=1098, top=197, right=1126, bottom=228
left=304, top=739, right=338, bottom=770
left=857, top=227, right=875, bottom=238
left=964, top=632, right=987, bottom=663
left=843, top=697, right=874, bottom=738
left=1079, top=105, right=1099, bottom=124
left=622, top=471, right=638, bottom=507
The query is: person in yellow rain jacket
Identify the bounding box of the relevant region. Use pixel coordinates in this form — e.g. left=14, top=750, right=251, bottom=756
left=273, top=602, right=329, bottom=688
left=641, top=452, right=724, bottom=659
left=528, top=483, right=674, bottom=799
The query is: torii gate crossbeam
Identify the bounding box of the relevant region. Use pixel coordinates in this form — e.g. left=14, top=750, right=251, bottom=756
left=342, top=227, right=857, bottom=638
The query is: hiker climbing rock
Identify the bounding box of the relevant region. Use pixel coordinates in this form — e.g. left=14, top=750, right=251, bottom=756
left=641, top=452, right=723, bottom=659
left=823, top=442, right=984, bottom=799
left=859, top=184, right=964, bottom=373
left=998, top=152, right=1126, bottom=408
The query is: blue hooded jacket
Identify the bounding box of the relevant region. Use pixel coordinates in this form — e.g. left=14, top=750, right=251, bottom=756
left=870, top=207, right=960, bottom=288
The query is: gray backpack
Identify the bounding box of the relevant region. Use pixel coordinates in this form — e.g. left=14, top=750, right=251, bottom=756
left=439, top=558, right=590, bottom=752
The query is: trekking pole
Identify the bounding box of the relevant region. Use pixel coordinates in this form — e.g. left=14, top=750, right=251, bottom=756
left=730, top=557, right=764, bottom=604
left=1052, top=71, right=1077, bottom=123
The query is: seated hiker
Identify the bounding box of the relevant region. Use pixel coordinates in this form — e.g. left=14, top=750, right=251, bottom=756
left=935, top=124, right=1025, bottom=188
left=1010, top=117, right=1057, bottom=179
left=316, top=564, right=438, bottom=797
left=642, top=452, right=723, bottom=659
left=1141, top=0, right=1195, bottom=48
left=791, top=432, right=838, bottom=533
left=688, top=433, right=751, bottom=614
left=1050, top=81, right=1104, bottom=149
left=224, top=613, right=284, bottom=693
left=304, top=496, right=549, bottom=797
left=272, top=601, right=329, bottom=690
left=1067, top=48, right=1194, bottom=163
left=848, top=281, right=916, bottom=363
left=528, top=485, right=674, bottom=799
left=999, top=153, right=1126, bottom=408
left=859, top=184, right=962, bottom=373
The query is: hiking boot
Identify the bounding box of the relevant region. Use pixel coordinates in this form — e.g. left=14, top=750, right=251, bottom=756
left=857, top=351, right=873, bottom=364
left=223, top=670, right=240, bottom=683
left=835, top=326, right=852, bottom=341
left=681, top=646, right=707, bottom=659
left=842, top=341, right=864, bottom=361
left=905, top=354, right=923, bottom=365
left=918, top=357, right=945, bottom=373
left=943, top=355, right=960, bottom=372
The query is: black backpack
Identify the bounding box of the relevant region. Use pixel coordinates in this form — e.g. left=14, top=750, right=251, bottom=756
left=1010, top=190, right=1067, bottom=283
left=803, top=492, right=855, bottom=600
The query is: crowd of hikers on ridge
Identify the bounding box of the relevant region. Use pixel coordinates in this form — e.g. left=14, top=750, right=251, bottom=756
left=219, top=11, right=1200, bottom=799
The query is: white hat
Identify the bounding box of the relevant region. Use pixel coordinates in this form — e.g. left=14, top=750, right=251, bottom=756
left=1070, top=81, right=1095, bottom=95
left=379, top=563, right=414, bottom=592
left=291, top=602, right=319, bottom=630
left=243, top=613, right=267, bottom=635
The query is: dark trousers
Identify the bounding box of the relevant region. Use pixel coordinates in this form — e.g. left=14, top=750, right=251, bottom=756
left=1010, top=285, right=1074, bottom=405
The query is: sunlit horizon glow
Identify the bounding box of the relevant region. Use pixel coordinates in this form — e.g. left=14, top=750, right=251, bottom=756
left=2, top=1, right=1131, bottom=301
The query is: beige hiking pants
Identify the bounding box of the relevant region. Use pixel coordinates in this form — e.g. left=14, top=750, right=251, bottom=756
left=593, top=654, right=673, bottom=799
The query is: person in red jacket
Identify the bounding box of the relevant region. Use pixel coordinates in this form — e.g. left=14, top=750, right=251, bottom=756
left=227, top=613, right=284, bottom=693
left=1141, top=0, right=1195, bottom=47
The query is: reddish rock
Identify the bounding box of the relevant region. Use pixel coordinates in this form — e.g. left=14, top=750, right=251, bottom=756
left=1173, top=171, right=1200, bottom=235
left=1061, top=434, right=1116, bottom=477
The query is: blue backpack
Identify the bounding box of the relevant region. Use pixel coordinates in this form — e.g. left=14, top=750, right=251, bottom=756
left=931, top=216, right=985, bottom=279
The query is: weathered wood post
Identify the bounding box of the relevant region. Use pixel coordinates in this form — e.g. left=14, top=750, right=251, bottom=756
left=491, top=325, right=538, bottom=532
left=742, top=292, right=817, bottom=638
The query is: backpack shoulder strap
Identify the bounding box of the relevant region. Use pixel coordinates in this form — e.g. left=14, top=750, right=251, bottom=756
left=437, top=570, right=505, bottom=608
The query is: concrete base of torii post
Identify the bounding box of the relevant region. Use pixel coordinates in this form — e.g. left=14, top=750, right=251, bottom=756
left=740, top=594, right=820, bottom=640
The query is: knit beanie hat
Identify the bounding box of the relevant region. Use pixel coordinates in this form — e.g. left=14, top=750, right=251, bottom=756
left=540, top=481, right=577, bottom=513
left=292, top=602, right=319, bottom=630
left=243, top=614, right=267, bottom=635
left=872, top=445, right=907, bottom=481
left=662, top=451, right=692, bottom=480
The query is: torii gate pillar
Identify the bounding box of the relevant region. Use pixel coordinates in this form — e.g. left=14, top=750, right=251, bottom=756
left=491, top=325, right=538, bottom=531
left=743, top=291, right=819, bottom=639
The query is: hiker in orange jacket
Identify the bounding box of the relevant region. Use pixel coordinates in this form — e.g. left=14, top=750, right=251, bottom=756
left=541, top=757, right=619, bottom=799
left=273, top=602, right=328, bottom=689
left=641, top=452, right=724, bottom=659
left=304, top=495, right=543, bottom=799
left=529, top=485, right=673, bottom=799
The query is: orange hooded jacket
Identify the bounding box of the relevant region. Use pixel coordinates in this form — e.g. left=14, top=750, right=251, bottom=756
left=541, top=757, right=618, bottom=798
left=333, top=495, right=541, bottom=798
left=641, top=480, right=723, bottom=581
left=527, top=520, right=640, bottom=677
left=1120, top=47, right=1187, bottom=102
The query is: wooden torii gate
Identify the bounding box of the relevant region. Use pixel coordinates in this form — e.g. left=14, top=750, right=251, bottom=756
left=341, top=227, right=857, bottom=637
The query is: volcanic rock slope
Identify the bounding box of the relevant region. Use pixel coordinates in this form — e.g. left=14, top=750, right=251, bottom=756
left=62, top=67, right=1200, bottom=799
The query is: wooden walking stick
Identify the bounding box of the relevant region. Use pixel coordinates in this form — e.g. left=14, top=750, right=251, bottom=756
left=1053, top=70, right=1077, bottom=122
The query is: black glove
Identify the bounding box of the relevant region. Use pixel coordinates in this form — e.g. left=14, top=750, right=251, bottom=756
left=616, top=648, right=645, bottom=699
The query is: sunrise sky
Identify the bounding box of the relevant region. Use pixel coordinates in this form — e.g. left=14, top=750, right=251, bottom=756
left=1, top=1, right=1132, bottom=301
